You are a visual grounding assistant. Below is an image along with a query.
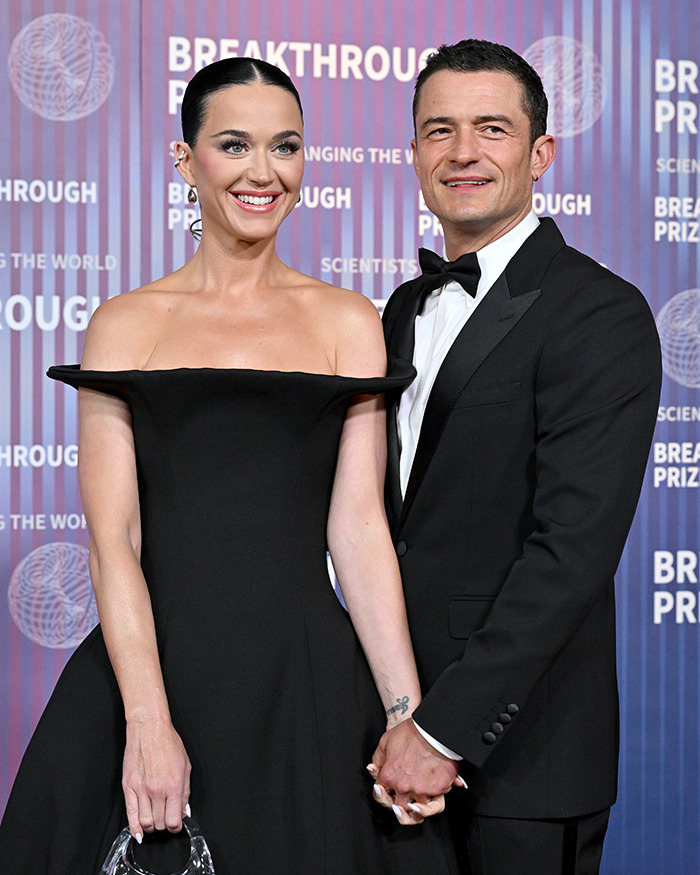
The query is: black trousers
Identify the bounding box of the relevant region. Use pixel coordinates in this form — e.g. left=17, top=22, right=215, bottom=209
left=447, top=801, right=611, bottom=875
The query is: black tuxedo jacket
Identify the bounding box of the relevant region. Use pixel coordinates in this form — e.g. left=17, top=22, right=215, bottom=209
left=383, top=218, right=661, bottom=819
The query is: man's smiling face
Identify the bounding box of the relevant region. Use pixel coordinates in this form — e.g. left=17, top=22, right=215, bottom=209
left=412, top=68, right=554, bottom=255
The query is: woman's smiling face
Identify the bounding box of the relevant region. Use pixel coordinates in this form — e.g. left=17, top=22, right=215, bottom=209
left=179, top=81, right=304, bottom=244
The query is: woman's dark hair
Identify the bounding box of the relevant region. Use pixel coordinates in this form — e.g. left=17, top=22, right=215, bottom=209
left=413, top=39, right=548, bottom=146
left=181, top=57, right=303, bottom=145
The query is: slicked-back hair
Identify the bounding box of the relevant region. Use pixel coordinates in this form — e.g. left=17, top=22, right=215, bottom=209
left=181, top=57, right=303, bottom=146
left=413, top=39, right=548, bottom=146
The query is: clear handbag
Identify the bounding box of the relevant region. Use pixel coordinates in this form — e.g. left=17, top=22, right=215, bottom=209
left=100, top=816, right=215, bottom=875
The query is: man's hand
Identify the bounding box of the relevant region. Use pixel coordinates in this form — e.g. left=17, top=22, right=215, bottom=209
left=369, top=719, right=461, bottom=823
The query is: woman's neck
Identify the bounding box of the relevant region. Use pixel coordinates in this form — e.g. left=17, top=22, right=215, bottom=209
left=183, top=230, right=289, bottom=296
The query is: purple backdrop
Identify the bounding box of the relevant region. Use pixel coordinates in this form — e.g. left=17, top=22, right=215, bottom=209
left=1, top=1, right=699, bottom=870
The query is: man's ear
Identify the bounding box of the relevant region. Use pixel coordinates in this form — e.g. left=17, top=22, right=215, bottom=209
left=531, top=134, right=556, bottom=182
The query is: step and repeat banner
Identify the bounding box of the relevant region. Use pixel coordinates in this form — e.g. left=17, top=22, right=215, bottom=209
left=1, top=0, right=698, bottom=870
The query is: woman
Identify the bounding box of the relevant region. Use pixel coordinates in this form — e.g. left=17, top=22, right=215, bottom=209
left=0, top=59, right=457, bottom=873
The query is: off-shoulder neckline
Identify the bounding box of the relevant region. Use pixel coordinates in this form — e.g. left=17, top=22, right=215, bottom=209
left=48, top=364, right=412, bottom=381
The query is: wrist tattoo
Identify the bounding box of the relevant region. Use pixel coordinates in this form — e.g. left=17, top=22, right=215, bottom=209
left=386, top=696, right=410, bottom=717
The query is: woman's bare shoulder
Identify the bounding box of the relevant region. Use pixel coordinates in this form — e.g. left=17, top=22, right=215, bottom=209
left=287, top=274, right=385, bottom=377
left=291, top=272, right=381, bottom=326
left=81, top=281, right=184, bottom=370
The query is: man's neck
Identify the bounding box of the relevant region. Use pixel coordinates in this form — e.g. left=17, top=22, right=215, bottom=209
left=472, top=211, right=540, bottom=293
left=443, top=208, right=534, bottom=259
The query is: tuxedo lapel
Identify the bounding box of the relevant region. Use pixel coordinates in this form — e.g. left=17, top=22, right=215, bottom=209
left=398, top=273, right=541, bottom=527
left=385, top=278, right=429, bottom=360
left=384, top=278, right=430, bottom=525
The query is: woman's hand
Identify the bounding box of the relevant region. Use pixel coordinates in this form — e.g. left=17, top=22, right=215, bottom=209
left=367, top=720, right=465, bottom=826
left=368, top=766, right=447, bottom=825
left=122, top=717, right=191, bottom=842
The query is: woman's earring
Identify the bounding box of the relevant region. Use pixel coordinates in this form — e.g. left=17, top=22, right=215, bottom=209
left=189, top=218, right=202, bottom=242
left=174, top=150, right=186, bottom=167
left=187, top=186, right=198, bottom=204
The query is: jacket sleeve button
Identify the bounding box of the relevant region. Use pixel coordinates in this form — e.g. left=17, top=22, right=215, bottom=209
left=482, top=731, right=497, bottom=745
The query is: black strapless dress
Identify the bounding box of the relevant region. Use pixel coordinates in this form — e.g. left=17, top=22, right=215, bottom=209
left=0, top=364, right=457, bottom=874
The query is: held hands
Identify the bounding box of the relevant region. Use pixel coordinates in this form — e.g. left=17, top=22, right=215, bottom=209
left=368, top=718, right=466, bottom=826
left=122, top=717, right=192, bottom=843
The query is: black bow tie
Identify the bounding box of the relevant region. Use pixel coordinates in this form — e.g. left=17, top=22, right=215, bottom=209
left=418, top=247, right=481, bottom=297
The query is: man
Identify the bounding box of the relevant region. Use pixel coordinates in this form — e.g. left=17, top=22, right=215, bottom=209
left=371, top=39, right=662, bottom=874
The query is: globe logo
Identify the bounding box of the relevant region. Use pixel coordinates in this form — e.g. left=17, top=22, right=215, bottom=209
left=656, top=289, right=700, bottom=389
left=8, top=542, right=98, bottom=648
left=8, top=13, right=114, bottom=122
left=523, top=36, right=606, bottom=137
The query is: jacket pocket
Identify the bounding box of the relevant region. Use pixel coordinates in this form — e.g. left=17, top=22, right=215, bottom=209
left=454, top=381, right=521, bottom=408
left=449, top=595, right=496, bottom=639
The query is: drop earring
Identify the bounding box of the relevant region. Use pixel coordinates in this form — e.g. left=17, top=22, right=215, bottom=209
left=187, top=186, right=198, bottom=204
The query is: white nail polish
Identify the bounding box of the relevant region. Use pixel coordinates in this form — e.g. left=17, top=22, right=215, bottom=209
left=373, top=784, right=382, bottom=797
left=185, top=804, right=191, bottom=818
left=392, top=803, right=403, bottom=818
left=407, top=802, right=421, bottom=813
left=134, top=832, right=143, bottom=845
left=455, top=776, right=469, bottom=789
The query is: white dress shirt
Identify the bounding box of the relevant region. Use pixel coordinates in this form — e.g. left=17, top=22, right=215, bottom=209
left=400, top=211, right=540, bottom=760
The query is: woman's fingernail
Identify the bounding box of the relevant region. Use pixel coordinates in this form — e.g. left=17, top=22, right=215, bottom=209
left=134, top=832, right=143, bottom=845
left=185, top=804, right=191, bottom=818
left=455, top=775, right=468, bottom=789
left=407, top=802, right=421, bottom=813
left=373, top=784, right=382, bottom=797
left=392, top=803, right=403, bottom=818
left=366, top=763, right=378, bottom=775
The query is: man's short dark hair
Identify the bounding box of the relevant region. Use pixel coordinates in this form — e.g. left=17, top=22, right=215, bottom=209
left=413, top=39, right=548, bottom=146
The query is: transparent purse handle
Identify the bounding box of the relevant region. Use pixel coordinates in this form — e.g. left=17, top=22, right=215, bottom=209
left=100, top=816, right=215, bottom=875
